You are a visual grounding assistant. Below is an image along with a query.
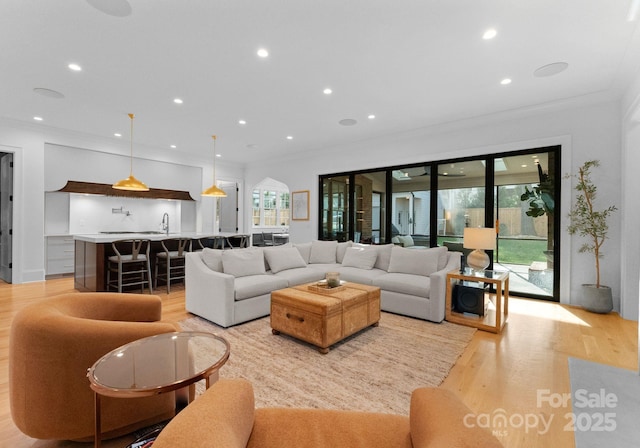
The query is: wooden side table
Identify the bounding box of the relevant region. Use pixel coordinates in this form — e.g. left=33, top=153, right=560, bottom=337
left=445, top=269, right=509, bottom=333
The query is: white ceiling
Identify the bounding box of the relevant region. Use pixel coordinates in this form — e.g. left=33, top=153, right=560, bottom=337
left=1, top=0, right=640, bottom=164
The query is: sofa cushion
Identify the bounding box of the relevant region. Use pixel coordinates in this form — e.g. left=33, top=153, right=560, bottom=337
left=338, top=267, right=388, bottom=285
left=388, top=246, right=445, bottom=276
left=341, top=246, right=378, bottom=270
left=234, top=275, right=288, bottom=301
left=374, top=244, right=394, bottom=271
left=373, top=273, right=431, bottom=298
left=309, top=240, right=338, bottom=264
left=294, top=242, right=312, bottom=264
left=201, top=248, right=223, bottom=272
left=273, top=267, right=325, bottom=286
left=222, top=248, right=266, bottom=277
left=264, top=246, right=307, bottom=274
left=336, top=241, right=352, bottom=263
left=305, top=263, right=343, bottom=274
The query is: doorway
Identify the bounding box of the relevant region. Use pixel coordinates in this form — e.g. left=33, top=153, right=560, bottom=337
left=0, top=152, right=13, bottom=283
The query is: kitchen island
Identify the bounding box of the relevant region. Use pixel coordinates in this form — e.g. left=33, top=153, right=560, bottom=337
left=73, top=232, right=247, bottom=292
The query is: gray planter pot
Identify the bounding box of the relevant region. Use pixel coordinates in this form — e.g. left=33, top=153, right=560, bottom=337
left=581, top=284, right=613, bottom=314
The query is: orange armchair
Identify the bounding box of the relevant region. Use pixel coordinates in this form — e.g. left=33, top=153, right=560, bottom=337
left=153, top=378, right=503, bottom=448
left=9, top=292, right=180, bottom=441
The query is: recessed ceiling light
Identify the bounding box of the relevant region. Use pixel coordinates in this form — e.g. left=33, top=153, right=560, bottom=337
left=173, top=98, right=183, bottom=104
left=323, top=88, right=332, bottom=95
left=483, top=28, right=497, bottom=40
left=114, top=133, right=122, bottom=137
left=238, top=119, right=247, bottom=125
left=533, top=62, right=569, bottom=78
left=521, top=164, right=528, bottom=168
left=500, top=78, right=512, bottom=85
left=339, top=118, right=357, bottom=126
left=170, top=145, right=177, bottom=149
left=257, top=48, right=269, bottom=58
left=33, top=87, right=65, bottom=99
left=33, top=116, right=43, bottom=121
left=215, top=154, right=222, bottom=158
left=368, top=114, right=376, bottom=120
left=286, top=136, right=293, bottom=140
left=68, top=63, right=82, bottom=71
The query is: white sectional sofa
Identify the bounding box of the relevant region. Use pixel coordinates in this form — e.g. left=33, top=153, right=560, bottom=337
left=185, top=240, right=461, bottom=328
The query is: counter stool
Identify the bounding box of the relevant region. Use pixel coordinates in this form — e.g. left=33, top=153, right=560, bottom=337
left=191, top=238, right=206, bottom=251
left=262, top=232, right=274, bottom=246
left=227, top=234, right=249, bottom=249
left=106, top=239, right=153, bottom=293
left=155, top=238, right=189, bottom=293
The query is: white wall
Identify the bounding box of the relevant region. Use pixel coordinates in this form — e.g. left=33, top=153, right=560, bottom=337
left=621, top=75, right=640, bottom=326
left=245, top=95, right=626, bottom=316
left=0, top=118, right=244, bottom=284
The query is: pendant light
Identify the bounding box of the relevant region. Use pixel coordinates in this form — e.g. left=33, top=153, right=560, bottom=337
left=201, top=135, right=227, bottom=197
left=112, top=113, right=149, bottom=191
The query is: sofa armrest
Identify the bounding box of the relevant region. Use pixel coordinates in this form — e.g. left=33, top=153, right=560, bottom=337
left=185, top=252, right=237, bottom=327
left=429, top=252, right=461, bottom=322
left=410, top=388, right=502, bottom=448
left=153, top=379, right=255, bottom=448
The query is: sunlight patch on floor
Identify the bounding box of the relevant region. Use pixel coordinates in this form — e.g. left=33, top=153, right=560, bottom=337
left=509, top=297, right=592, bottom=327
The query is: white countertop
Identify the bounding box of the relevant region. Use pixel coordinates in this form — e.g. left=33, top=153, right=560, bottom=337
left=73, top=232, right=247, bottom=243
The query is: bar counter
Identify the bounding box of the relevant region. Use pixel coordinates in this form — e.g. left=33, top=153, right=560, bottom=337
left=73, top=232, right=245, bottom=292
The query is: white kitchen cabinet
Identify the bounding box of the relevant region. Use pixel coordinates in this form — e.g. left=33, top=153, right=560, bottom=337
left=46, top=235, right=75, bottom=276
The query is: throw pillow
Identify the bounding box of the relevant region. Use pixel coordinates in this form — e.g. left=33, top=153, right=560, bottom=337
left=201, top=248, right=223, bottom=272
left=341, top=246, right=378, bottom=270
left=264, top=246, right=307, bottom=273
left=261, top=242, right=292, bottom=271
left=309, top=240, right=338, bottom=264
left=387, top=246, right=443, bottom=276
left=222, top=248, right=266, bottom=277
left=336, top=241, right=353, bottom=263
left=374, top=244, right=394, bottom=271
left=294, top=242, right=312, bottom=263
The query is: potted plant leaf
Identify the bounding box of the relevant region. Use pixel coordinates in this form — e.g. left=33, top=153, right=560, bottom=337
left=566, top=160, right=617, bottom=313
left=520, top=162, right=555, bottom=267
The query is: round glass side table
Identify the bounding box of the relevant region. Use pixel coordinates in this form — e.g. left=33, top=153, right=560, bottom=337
left=87, top=331, right=229, bottom=448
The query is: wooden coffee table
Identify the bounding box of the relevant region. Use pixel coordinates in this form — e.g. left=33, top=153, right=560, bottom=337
left=270, top=282, right=381, bottom=354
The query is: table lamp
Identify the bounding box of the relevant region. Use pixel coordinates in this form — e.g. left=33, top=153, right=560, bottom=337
left=463, top=227, right=496, bottom=271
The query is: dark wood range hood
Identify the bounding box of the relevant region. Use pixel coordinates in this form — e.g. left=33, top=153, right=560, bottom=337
left=55, top=180, right=195, bottom=201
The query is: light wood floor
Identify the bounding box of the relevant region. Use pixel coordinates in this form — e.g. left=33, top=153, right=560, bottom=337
left=0, top=278, right=637, bottom=447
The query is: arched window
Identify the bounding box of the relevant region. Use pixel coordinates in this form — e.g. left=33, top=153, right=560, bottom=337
left=252, top=178, right=290, bottom=228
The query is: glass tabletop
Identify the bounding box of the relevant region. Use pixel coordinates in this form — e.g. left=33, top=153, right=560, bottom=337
left=457, top=268, right=509, bottom=281
left=87, top=331, right=229, bottom=397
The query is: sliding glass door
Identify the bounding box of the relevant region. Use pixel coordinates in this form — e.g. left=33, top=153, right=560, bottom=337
left=390, top=165, right=431, bottom=246
left=321, top=176, right=349, bottom=241
left=435, top=160, right=487, bottom=247
left=493, top=151, right=557, bottom=299
left=318, top=146, right=560, bottom=301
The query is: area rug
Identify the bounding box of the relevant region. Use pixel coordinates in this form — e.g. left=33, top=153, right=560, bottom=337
left=180, top=312, right=475, bottom=415
left=569, top=357, right=640, bottom=448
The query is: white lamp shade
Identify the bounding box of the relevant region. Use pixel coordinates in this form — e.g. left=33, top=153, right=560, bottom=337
left=463, top=227, right=496, bottom=250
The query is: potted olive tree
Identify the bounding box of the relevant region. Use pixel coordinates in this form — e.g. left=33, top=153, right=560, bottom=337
left=566, top=160, right=617, bottom=313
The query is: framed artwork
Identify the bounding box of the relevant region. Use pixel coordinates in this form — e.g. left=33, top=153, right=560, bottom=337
left=291, top=190, right=310, bottom=221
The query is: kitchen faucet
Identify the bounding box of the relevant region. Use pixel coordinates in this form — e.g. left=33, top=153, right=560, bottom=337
left=162, top=213, right=169, bottom=235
